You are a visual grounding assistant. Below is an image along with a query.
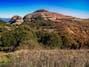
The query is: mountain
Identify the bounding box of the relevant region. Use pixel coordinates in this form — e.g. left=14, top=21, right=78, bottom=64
left=23, top=9, right=89, bottom=49
left=23, top=9, right=73, bottom=22
left=8, top=9, right=89, bottom=49
left=0, top=18, right=10, bottom=22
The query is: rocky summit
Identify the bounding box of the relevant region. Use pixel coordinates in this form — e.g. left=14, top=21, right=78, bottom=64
left=23, top=9, right=73, bottom=22
left=10, top=16, right=23, bottom=25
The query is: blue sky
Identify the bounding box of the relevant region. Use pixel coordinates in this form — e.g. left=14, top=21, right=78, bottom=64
left=0, top=0, right=89, bottom=18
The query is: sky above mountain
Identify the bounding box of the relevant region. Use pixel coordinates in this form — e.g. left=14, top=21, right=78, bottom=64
left=0, top=0, right=89, bottom=18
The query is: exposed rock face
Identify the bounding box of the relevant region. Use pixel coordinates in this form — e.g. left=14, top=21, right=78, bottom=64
left=10, top=16, right=23, bottom=25
left=23, top=9, right=73, bottom=22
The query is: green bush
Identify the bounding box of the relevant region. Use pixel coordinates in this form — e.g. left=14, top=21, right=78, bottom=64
left=25, top=17, right=53, bottom=29
left=0, top=24, right=40, bottom=51
left=36, top=31, right=63, bottom=48
left=0, top=31, right=17, bottom=51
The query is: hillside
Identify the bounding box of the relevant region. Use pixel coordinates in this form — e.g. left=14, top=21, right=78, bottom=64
left=0, top=9, right=88, bottom=52
left=23, top=9, right=89, bottom=49
left=0, top=20, right=11, bottom=32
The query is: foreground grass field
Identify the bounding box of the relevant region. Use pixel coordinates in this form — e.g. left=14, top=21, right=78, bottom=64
left=0, top=50, right=89, bottom=67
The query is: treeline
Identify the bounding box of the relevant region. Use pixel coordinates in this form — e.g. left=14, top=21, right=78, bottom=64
left=0, top=24, right=63, bottom=51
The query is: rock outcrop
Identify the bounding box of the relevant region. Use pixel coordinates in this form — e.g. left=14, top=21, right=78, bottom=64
left=23, top=9, right=73, bottom=22
left=10, top=16, right=23, bottom=25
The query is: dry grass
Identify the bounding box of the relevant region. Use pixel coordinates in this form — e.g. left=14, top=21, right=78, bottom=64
left=0, top=49, right=89, bottom=67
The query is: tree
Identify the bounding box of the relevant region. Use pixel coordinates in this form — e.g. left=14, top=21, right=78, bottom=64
left=0, top=24, right=39, bottom=51
left=36, top=31, right=63, bottom=49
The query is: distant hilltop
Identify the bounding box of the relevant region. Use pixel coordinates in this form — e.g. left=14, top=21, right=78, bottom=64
left=0, top=18, right=10, bottom=22
left=10, top=9, right=89, bottom=25
left=10, top=9, right=74, bottom=25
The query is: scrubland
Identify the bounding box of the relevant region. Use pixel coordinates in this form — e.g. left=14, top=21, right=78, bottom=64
left=0, top=49, right=89, bottom=67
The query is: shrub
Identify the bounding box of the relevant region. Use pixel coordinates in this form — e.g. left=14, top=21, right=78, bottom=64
left=25, top=17, right=53, bottom=29
left=61, top=34, right=78, bottom=49
left=0, top=24, right=40, bottom=51
left=36, top=31, right=63, bottom=48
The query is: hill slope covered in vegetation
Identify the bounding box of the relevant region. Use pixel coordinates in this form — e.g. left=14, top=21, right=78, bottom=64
left=0, top=9, right=89, bottom=51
